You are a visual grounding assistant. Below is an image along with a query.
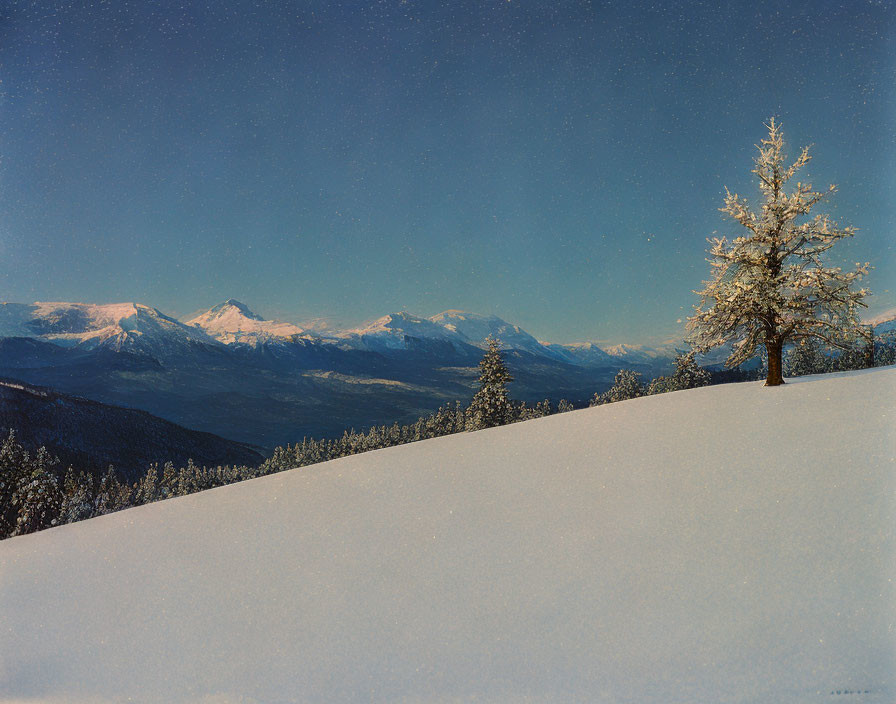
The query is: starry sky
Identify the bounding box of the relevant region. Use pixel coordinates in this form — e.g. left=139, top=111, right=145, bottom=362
left=0, top=0, right=893, bottom=343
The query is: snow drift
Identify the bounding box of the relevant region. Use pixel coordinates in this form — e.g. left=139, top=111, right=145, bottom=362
left=1, top=368, right=894, bottom=704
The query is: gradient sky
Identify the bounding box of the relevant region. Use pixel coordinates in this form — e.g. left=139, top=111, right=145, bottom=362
left=0, top=0, right=893, bottom=343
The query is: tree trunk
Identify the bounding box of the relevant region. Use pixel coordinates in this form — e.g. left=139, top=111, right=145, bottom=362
left=865, top=325, right=875, bottom=369
left=765, top=338, right=785, bottom=386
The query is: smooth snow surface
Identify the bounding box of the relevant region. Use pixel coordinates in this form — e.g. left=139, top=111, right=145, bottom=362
left=1, top=369, right=895, bottom=704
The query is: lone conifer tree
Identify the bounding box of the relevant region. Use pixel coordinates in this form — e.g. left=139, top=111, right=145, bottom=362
left=687, top=119, right=870, bottom=386
left=467, top=335, right=513, bottom=430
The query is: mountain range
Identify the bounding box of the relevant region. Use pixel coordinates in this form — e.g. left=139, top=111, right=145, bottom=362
left=0, top=298, right=890, bottom=452
left=0, top=299, right=684, bottom=362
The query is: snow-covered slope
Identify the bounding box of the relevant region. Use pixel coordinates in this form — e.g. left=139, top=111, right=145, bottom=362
left=187, top=299, right=306, bottom=345
left=2, top=368, right=894, bottom=704
left=0, top=301, right=217, bottom=354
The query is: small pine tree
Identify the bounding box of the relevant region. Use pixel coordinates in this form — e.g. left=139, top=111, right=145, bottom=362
left=94, top=466, right=128, bottom=516
left=830, top=342, right=867, bottom=372
left=0, top=430, right=30, bottom=537
left=135, top=463, right=160, bottom=505
left=875, top=334, right=896, bottom=367
left=784, top=338, right=828, bottom=377
left=592, top=369, right=645, bottom=406
left=466, top=336, right=514, bottom=431
left=60, top=467, right=95, bottom=524
left=11, top=446, right=62, bottom=536
left=646, top=375, right=675, bottom=396
left=160, top=461, right=177, bottom=499
left=670, top=353, right=712, bottom=390
left=0, top=432, right=65, bottom=537
left=557, top=399, right=574, bottom=413
left=535, top=399, right=552, bottom=418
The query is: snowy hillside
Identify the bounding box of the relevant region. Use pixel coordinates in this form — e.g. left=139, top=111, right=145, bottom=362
left=2, top=367, right=893, bottom=704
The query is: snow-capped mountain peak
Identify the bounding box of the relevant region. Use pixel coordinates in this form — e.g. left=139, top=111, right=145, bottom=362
left=352, top=311, right=433, bottom=335
left=331, top=309, right=558, bottom=357
left=428, top=310, right=554, bottom=356
left=205, top=299, right=265, bottom=322
left=0, top=301, right=216, bottom=353
left=330, top=311, right=463, bottom=352
left=187, top=300, right=305, bottom=346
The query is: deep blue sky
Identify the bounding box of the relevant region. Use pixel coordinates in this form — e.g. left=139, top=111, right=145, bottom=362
left=1, top=0, right=893, bottom=343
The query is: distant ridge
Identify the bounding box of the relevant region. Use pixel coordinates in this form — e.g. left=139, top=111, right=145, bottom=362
left=0, top=378, right=264, bottom=480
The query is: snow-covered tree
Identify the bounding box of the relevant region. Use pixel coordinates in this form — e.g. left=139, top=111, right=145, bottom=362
left=590, top=369, right=645, bottom=405
left=160, top=461, right=177, bottom=499
left=687, top=119, right=870, bottom=386
left=0, top=430, right=29, bottom=536
left=874, top=329, right=896, bottom=367
left=0, top=432, right=64, bottom=537
left=135, top=462, right=160, bottom=505
left=650, top=355, right=709, bottom=395
left=466, top=336, right=514, bottom=430
left=784, top=338, right=828, bottom=377
left=646, top=375, right=674, bottom=396
left=93, top=466, right=129, bottom=516
left=11, top=446, right=62, bottom=536
left=60, top=467, right=95, bottom=524
left=670, top=352, right=712, bottom=390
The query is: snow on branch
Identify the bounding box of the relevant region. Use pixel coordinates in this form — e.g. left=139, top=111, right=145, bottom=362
left=686, top=119, right=870, bottom=382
